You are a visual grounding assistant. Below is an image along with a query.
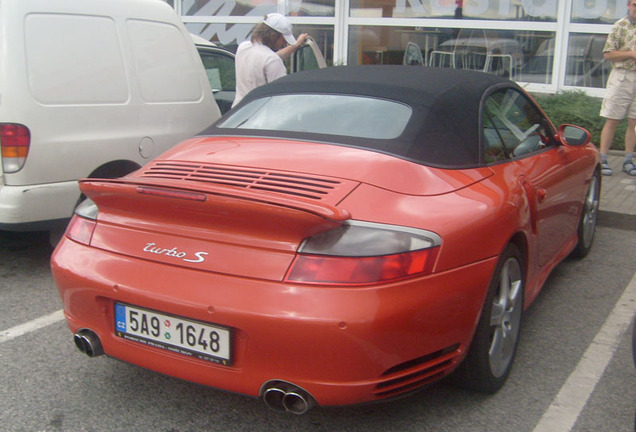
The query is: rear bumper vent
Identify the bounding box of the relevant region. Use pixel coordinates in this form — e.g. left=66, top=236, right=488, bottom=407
left=140, top=162, right=355, bottom=201
left=373, top=344, right=461, bottom=399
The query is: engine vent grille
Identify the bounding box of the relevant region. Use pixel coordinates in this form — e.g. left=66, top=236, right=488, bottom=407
left=373, top=344, right=461, bottom=399
left=140, top=162, right=351, bottom=201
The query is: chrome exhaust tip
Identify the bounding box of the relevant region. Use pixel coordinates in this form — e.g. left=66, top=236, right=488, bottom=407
left=282, top=390, right=312, bottom=415
left=261, top=381, right=315, bottom=415
left=263, top=387, right=287, bottom=412
left=73, top=329, right=104, bottom=357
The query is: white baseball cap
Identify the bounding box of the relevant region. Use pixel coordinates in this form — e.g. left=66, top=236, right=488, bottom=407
left=263, top=13, right=296, bottom=45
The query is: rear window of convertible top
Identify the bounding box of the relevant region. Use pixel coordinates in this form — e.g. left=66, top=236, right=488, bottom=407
left=217, top=94, right=412, bottom=140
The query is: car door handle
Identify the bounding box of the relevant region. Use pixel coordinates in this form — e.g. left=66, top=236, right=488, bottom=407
left=536, top=188, right=547, bottom=203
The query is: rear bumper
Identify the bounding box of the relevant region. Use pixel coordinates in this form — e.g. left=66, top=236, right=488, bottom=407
left=51, top=237, right=497, bottom=406
left=0, top=181, right=79, bottom=229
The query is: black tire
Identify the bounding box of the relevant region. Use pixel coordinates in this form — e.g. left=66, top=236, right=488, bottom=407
left=570, top=170, right=600, bottom=258
left=453, top=243, right=524, bottom=393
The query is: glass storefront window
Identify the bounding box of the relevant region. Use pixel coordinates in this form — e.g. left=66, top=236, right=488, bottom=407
left=516, top=32, right=559, bottom=84
left=186, top=23, right=334, bottom=66
left=175, top=0, right=622, bottom=93
left=564, top=33, right=609, bottom=88
left=516, top=32, right=609, bottom=87
left=182, top=0, right=273, bottom=18
left=571, top=0, right=626, bottom=24
left=185, top=22, right=254, bottom=48
left=349, top=0, right=558, bottom=21
left=349, top=26, right=557, bottom=82
left=181, top=0, right=335, bottom=17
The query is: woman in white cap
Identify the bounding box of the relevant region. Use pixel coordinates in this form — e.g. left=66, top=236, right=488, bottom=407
left=232, top=13, right=307, bottom=107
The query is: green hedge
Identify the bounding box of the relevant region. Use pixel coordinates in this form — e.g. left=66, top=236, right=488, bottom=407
left=532, top=90, right=626, bottom=151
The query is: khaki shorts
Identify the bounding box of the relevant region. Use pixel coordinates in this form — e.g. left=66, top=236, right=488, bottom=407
left=601, top=68, right=636, bottom=120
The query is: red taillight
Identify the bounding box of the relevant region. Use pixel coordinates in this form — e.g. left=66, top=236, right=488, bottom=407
left=285, top=247, right=439, bottom=286
left=0, top=124, right=31, bottom=172
left=65, top=215, right=97, bottom=246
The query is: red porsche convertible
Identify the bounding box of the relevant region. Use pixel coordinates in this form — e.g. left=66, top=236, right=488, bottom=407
left=51, top=66, right=600, bottom=414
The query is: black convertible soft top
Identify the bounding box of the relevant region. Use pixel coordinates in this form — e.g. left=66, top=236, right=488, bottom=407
left=207, top=65, right=523, bottom=168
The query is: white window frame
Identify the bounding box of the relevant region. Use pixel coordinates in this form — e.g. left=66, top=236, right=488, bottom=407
left=173, top=0, right=619, bottom=96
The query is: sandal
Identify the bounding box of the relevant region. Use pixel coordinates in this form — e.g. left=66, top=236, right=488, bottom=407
left=623, top=160, right=636, bottom=176
left=601, top=160, right=613, bottom=176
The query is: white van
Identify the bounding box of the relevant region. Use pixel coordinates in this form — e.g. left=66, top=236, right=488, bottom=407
left=0, top=0, right=220, bottom=235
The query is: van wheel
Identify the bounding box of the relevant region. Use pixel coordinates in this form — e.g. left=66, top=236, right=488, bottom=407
left=453, top=243, right=524, bottom=393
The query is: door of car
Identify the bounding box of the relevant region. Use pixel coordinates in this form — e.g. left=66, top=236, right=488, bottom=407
left=196, top=36, right=326, bottom=114
left=195, top=43, right=236, bottom=114
left=290, top=36, right=327, bottom=72
left=482, top=88, right=582, bottom=267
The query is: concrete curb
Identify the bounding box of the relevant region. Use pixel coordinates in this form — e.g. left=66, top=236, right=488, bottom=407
left=598, top=210, right=636, bottom=231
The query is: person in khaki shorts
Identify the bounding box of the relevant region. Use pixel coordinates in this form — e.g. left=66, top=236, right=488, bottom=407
left=599, top=0, right=636, bottom=176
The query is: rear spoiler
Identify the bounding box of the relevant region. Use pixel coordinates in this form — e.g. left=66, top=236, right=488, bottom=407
left=79, top=177, right=352, bottom=223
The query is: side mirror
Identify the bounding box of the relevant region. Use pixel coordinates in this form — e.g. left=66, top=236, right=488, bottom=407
left=558, top=124, right=591, bottom=147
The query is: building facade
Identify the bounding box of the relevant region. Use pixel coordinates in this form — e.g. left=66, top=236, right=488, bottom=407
left=169, top=0, right=628, bottom=96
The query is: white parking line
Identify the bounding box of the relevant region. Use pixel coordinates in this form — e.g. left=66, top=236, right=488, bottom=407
left=0, top=309, right=65, bottom=344
left=532, top=272, right=636, bottom=432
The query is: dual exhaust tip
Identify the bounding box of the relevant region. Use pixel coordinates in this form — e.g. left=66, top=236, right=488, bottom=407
left=262, top=381, right=315, bottom=415
left=73, top=329, right=104, bottom=358
left=73, top=331, right=315, bottom=414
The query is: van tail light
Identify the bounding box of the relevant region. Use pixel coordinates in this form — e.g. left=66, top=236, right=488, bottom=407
left=65, top=199, right=99, bottom=245
left=0, top=123, right=31, bottom=173
left=284, top=221, right=441, bottom=286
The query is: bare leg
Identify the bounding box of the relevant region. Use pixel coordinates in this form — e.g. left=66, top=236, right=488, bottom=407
left=600, top=118, right=619, bottom=175
left=600, top=118, right=619, bottom=154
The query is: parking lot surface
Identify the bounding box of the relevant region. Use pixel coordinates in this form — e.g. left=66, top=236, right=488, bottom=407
left=1, top=220, right=634, bottom=431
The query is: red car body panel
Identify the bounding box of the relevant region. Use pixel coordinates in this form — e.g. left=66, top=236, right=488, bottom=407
left=53, top=238, right=496, bottom=405
left=51, top=137, right=597, bottom=405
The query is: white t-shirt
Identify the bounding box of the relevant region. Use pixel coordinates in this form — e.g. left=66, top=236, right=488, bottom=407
left=232, top=40, right=287, bottom=107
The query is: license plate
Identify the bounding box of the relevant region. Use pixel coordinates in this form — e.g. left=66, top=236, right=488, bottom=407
left=114, top=303, right=231, bottom=365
